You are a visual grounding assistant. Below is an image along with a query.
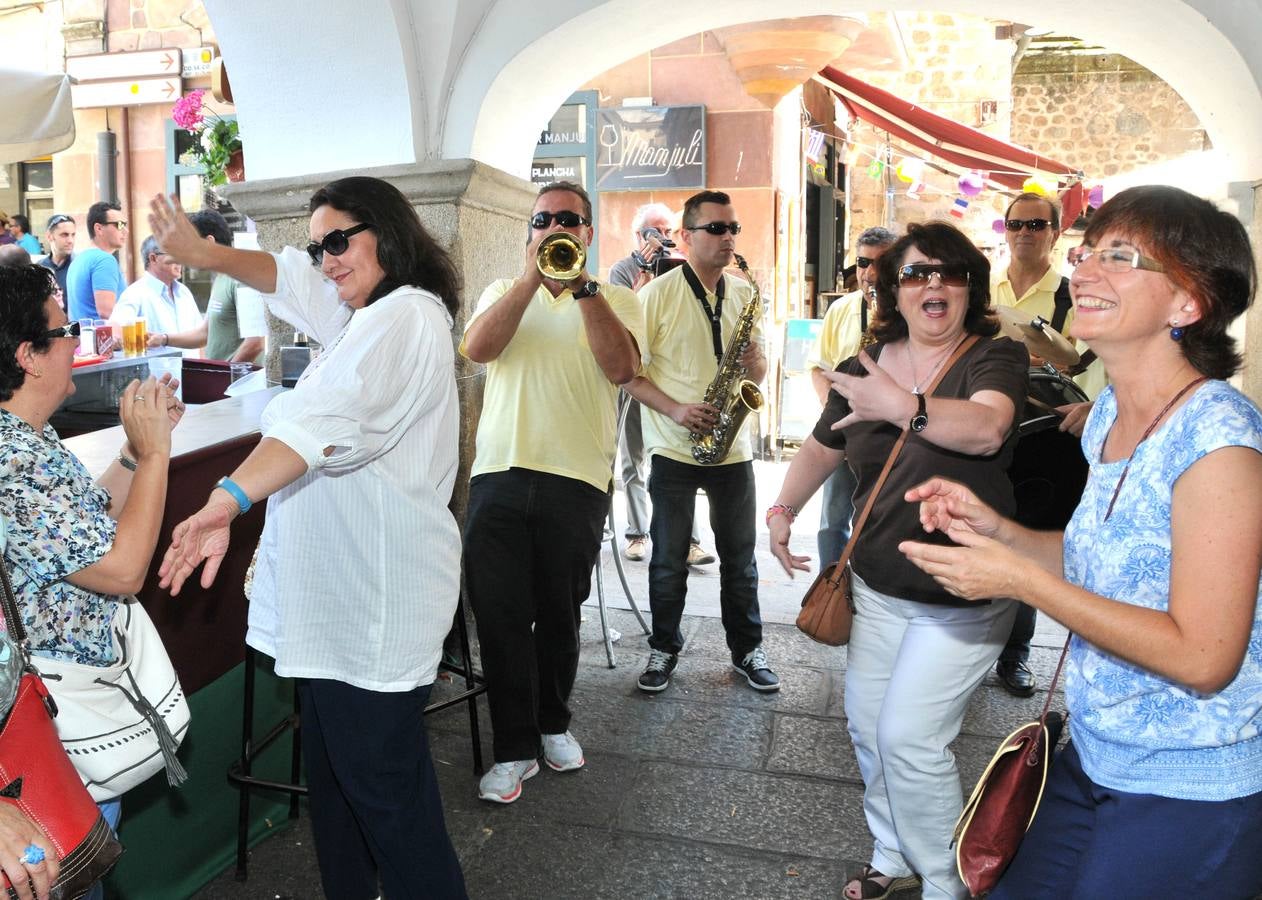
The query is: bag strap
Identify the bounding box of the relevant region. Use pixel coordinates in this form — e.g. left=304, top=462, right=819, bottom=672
left=1038, top=636, right=1071, bottom=723
left=824, top=334, right=981, bottom=584
left=0, top=558, right=28, bottom=646
left=1050, top=276, right=1072, bottom=334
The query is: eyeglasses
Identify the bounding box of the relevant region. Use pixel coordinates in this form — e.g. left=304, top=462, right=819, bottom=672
left=685, top=221, right=742, bottom=236
left=46, top=214, right=73, bottom=229
left=1068, top=245, right=1165, bottom=274
left=529, top=211, right=590, bottom=230
left=898, top=263, right=971, bottom=288
left=306, top=223, right=374, bottom=265
left=1005, top=218, right=1052, bottom=233
left=42, top=321, right=81, bottom=341
left=855, top=257, right=877, bottom=269
left=104, top=220, right=128, bottom=230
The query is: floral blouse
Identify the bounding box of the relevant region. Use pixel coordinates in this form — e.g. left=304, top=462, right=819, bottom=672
left=0, top=408, right=121, bottom=666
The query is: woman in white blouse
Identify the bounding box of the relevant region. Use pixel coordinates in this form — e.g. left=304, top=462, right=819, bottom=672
left=148, top=179, right=467, bottom=899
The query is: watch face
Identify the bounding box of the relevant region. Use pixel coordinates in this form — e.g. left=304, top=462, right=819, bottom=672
left=910, top=414, right=928, bottom=432
left=575, top=280, right=599, bottom=299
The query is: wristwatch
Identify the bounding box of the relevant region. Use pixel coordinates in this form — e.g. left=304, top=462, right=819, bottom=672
left=572, top=280, right=600, bottom=300
left=910, top=391, right=928, bottom=432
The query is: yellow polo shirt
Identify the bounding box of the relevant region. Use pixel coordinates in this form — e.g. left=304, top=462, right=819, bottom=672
left=462, top=279, right=646, bottom=491
left=639, top=265, right=765, bottom=466
left=992, top=264, right=1072, bottom=333
left=806, top=290, right=866, bottom=372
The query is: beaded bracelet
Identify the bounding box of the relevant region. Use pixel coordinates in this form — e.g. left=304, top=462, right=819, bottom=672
left=765, top=503, right=797, bottom=526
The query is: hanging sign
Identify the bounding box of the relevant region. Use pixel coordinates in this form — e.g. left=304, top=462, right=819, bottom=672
left=594, top=105, right=705, bottom=192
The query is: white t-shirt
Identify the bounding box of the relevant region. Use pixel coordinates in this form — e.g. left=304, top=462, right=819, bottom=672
left=246, top=247, right=462, bottom=692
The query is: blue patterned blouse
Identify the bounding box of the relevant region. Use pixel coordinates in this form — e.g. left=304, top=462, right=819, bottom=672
left=1063, top=380, right=1262, bottom=801
left=0, top=408, right=121, bottom=666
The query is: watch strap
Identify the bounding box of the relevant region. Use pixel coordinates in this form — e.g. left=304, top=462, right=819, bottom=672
left=573, top=280, right=600, bottom=299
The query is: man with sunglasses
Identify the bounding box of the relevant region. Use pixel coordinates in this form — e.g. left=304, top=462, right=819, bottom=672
left=462, top=181, right=646, bottom=805
left=37, top=214, right=75, bottom=305
left=67, top=201, right=128, bottom=321
left=806, top=226, right=897, bottom=570
left=625, top=190, right=778, bottom=695
left=992, top=191, right=1071, bottom=699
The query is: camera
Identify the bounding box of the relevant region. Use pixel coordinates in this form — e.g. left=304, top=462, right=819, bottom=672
left=640, top=227, right=675, bottom=249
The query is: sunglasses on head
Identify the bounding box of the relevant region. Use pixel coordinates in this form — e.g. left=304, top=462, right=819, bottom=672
left=1005, top=218, right=1052, bottom=233
left=307, top=223, right=374, bottom=265
left=898, top=263, right=971, bottom=288
left=530, top=210, right=590, bottom=230
left=685, top=221, right=742, bottom=236
left=47, top=214, right=73, bottom=229
left=42, top=321, right=82, bottom=341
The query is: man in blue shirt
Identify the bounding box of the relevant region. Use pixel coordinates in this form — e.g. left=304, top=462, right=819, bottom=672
left=8, top=215, right=42, bottom=255
left=67, top=201, right=127, bottom=320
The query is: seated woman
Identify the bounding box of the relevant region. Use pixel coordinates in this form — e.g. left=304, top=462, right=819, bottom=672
left=767, top=222, right=1028, bottom=900
left=148, top=177, right=468, bottom=900
left=0, top=264, right=179, bottom=900
left=901, top=185, right=1262, bottom=897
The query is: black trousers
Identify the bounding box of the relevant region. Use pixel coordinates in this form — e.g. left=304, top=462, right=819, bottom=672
left=1001, top=601, right=1036, bottom=663
left=296, top=679, right=467, bottom=900
left=464, top=468, right=609, bottom=762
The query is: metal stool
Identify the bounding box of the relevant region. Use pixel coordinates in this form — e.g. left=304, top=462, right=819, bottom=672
left=227, top=592, right=485, bottom=880
left=593, top=397, right=651, bottom=667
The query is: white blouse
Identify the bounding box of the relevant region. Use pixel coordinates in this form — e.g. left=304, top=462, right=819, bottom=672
left=246, top=247, right=461, bottom=692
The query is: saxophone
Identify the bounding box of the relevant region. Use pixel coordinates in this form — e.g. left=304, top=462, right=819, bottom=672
left=689, top=254, right=765, bottom=465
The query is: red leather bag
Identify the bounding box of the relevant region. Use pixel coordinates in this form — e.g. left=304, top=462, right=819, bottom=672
left=953, top=642, right=1068, bottom=896
left=1, top=559, right=124, bottom=898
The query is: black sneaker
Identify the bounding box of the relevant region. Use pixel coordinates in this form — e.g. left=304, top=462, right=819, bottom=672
left=733, top=647, right=780, bottom=692
left=638, top=649, right=678, bottom=693
left=996, top=659, right=1037, bottom=698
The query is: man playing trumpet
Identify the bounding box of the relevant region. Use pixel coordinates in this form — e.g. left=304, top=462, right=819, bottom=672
left=461, top=181, right=645, bottom=804
left=623, top=190, right=778, bottom=694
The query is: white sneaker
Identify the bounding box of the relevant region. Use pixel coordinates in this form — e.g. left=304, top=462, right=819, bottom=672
left=624, top=536, right=648, bottom=561
left=542, top=731, right=585, bottom=772
left=477, top=759, right=539, bottom=803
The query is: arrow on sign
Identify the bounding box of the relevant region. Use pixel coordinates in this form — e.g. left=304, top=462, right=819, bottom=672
left=160, top=52, right=176, bottom=71
left=162, top=81, right=176, bottom=98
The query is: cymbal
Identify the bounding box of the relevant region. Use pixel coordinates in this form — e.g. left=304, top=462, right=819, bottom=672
left=993, top=305, right=1080, bottom=367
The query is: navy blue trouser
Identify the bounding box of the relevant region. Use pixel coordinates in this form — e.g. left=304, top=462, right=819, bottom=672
left=991, top=741, right=1262, bottom=898
left=647, top=455, right=762, bottom=659
left=464, top=468, right=609, bottom=762
left=816, top=459, right=857, bottom=566
left=297, top=679, right=467, bottom=900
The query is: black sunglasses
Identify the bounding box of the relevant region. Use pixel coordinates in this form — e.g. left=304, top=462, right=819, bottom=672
left=855, top=257, right=876, bottom=269
left=1005, top=218, right=1052, bottom=233
left=307, top=223, right=375, bottom=265
left=898, top=263, right=971, bottom=288
left=42, top=321, right=82, bottom=340
left=685, top=221, right=742, bottom=236
left=529, top=210, right=590, bottom=230
left=46, top=214, right=74, bottom=229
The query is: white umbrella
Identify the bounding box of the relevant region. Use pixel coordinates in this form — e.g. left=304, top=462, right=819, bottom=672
left=0, top=67, right=75, bottom=165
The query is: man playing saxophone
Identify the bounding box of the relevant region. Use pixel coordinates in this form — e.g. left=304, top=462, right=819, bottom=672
left=623, top=190, right=779, bottom=694
left=462, top=181, right=645, bottom=804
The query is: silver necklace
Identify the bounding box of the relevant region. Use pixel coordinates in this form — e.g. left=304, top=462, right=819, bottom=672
left=906, top=335, right=964, bottom=394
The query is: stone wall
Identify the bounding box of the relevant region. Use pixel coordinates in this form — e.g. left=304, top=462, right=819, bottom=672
left=844, top=11, right=1014, bottom=249
left=1011, top=52, right=1207, bottom=180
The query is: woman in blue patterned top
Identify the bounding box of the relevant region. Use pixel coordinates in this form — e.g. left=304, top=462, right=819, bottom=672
left=900, top=185, right=1262, bottom=898
left=0, top=264, right=180, bottom=900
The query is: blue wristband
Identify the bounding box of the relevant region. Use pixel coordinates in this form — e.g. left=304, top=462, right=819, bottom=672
left=214, top=476, right=252, bottom=514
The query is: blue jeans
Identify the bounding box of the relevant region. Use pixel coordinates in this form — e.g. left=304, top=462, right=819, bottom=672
left=816, top=460, right=857, bottom=566
left=618, top=394, right=697, bottom=543
left=646, top=455, right=762, bottom=659
left=86, top=799, right=121, bottom=900
left=991, top=741, right=1262, bottom=898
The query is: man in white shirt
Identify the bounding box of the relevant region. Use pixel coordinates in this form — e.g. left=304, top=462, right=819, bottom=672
left=112, top=235, right=205, bottom=356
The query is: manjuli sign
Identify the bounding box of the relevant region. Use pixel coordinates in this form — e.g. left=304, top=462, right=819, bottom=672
left=595, top=105, right=705, bottom=192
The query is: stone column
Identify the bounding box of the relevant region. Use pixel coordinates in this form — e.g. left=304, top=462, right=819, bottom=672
left=1243, top=180, right=1262, bottom=406
left=220, top=159, right=536, bottom=521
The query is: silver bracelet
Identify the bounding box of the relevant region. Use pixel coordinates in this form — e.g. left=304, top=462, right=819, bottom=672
left=118, top=453, right=138, bottom=471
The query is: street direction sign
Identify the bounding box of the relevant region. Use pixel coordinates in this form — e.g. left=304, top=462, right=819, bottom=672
left=71, top=77, right=181, bottom=109
left=182, top=47, right=216, bottom=78
left=67, top=49, right=182, bottom=82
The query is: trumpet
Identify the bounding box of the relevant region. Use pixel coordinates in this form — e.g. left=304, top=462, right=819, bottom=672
left=537, top=233, right=586, bottom=281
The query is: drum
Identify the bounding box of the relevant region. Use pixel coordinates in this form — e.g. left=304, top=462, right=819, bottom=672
left=1008, top=367, right=1090, bottom=529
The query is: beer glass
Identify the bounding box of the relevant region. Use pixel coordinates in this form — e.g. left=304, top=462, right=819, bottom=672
left=122, top=320, right=140, bottom=357
left=135, top=317, right=148, bottom=354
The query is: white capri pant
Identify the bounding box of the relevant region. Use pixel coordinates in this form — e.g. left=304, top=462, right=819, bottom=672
left=844, top=571, right=1017, bottom=900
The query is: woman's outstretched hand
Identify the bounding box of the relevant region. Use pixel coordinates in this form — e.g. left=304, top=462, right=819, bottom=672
left=899, top=528, right=1024, bottom=602
left=768, top=513, right=811, bottom=577
left=158, top=496, right=237, bottom=595
left=903, top=477, right=1002, bottom=540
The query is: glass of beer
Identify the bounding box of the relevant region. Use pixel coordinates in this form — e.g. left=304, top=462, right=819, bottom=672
left=135, top=317, right=148, bottom=355
left=122, top=319, right=140, bottom=357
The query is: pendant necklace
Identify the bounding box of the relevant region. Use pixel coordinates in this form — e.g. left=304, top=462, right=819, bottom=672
left=906, top=335, right=965, bottom=395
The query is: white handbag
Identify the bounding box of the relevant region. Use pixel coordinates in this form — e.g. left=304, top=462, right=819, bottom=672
left=34, top=598, right=190, bottom=802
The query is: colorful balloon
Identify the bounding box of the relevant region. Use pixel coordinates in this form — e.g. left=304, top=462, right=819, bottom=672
left=958, top=171, right=984, bottom=196
left=1022, top=175, right=1058, bottom=197
left=896, top=158, right=924, bottom=183
left=992, top=218, right=1007, bottom=235
left=1088, top=184, right=1105, bottom=207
